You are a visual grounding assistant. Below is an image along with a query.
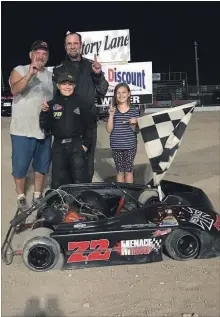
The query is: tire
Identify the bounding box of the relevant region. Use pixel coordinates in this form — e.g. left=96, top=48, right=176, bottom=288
left=22, top=228, right=63, bottom=272
left=164, top=229, right=200, bottom=261
left=138, top=189, right=164, bottom=206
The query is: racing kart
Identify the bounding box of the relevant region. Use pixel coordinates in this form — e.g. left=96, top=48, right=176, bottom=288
left=1, top=102, right=220, bottom=272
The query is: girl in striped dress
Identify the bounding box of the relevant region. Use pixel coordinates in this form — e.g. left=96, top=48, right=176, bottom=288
left=106, top=83, right=139, bottom=183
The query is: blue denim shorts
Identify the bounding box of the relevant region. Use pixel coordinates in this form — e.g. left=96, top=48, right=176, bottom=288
left=11, top=134, right=52, bottom=178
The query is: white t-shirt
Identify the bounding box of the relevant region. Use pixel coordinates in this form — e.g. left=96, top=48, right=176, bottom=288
left=10, top=65, right=54, bottom=139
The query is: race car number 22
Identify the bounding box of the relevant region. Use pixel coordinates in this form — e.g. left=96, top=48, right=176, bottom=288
left=67, top=239, right=111, bottom=263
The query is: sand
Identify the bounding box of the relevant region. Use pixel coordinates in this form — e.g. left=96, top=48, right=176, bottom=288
left=1, top=111, right=220, bottom=317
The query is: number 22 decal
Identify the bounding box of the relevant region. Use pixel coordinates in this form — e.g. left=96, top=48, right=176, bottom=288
left=67, top=239, right=111, bottom=263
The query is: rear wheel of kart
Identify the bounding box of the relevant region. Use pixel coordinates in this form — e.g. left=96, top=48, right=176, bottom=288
left=138, top=189, right=164, bottom=206
left=164, top=229, right=200, bottom=261
left=22, top=228, right=63, bottom=272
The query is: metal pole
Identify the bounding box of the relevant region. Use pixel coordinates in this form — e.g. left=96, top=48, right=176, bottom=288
left=194, top=41, right=200, bottom=104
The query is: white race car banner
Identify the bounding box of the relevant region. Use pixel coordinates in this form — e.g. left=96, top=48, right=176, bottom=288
left=96, top=61, right=153, bottom=105
left=76, top=29, right=130, bottom=63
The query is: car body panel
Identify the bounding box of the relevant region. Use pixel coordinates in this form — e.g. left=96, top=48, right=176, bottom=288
left=40, top=180, right=220, bottom=270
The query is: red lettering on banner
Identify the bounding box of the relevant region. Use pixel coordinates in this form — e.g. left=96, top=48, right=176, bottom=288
left=108, top=69, right=114, bottom=82
left=67, top=239, right=111, bottom=263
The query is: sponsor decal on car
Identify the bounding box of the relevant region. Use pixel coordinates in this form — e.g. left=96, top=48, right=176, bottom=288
left=74, top=223, right=86, bottom=229
left=113, top=238, right=162, bottom=256
left=182, top=207, right=214, bottom=231
left=67, top=239, right=111, bottom=263
left=152, top=228, right=171, bottom=237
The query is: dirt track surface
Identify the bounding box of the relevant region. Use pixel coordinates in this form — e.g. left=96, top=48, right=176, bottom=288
left=1, top=112, right=220, bottom=317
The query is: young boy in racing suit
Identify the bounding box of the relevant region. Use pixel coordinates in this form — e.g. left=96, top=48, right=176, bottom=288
left=39, top=72, right=93, bottom=189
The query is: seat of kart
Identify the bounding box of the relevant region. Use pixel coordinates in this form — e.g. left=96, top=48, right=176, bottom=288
left=78, top=190, right=122, bottom=218
left=104, top=195, right=122, bottom=217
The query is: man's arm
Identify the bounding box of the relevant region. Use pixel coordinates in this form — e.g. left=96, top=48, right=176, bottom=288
left=10, top=59, right=42, bottom=96
left=9, top=68, right=34, bottom=96
left=39, top=102, right=53, bottom=133
left=89, top=56, right=109, bottom=97
left=92, top=72, right=109, bottom=97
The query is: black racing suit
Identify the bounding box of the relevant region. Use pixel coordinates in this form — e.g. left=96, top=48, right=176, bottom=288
left=52, top=55, right=109, bottom=182
left=39, top=94, right=93, bottom=189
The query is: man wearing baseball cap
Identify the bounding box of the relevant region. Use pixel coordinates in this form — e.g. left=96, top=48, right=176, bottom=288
left=9, top=40, right=53, bottom=211
left=39, top=71, right=93, bottom=189
left=31, top=40, right=49, bottom=51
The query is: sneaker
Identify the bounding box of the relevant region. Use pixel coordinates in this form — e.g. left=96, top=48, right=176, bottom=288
left=17, top=196, right=29, bottom=212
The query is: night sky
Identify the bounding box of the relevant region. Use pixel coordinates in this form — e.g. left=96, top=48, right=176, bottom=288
left=1, top=1, right=220, bottom=86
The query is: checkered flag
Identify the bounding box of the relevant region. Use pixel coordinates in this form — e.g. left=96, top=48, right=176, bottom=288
left=137, top=102, right=197, bottom=186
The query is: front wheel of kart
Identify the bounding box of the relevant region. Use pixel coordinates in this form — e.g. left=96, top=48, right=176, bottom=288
left=22, top=228, right=64, bottom=272
left=164, top=229, right=200, bottom=261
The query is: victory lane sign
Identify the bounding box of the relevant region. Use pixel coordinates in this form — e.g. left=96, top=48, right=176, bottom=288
left=81, top=34, right=129, bottom=57
left=77, top=29, right=131, bottom=62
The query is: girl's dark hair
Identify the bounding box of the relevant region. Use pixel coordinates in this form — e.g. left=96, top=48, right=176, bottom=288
left=112, top=83, right=131, bottom=108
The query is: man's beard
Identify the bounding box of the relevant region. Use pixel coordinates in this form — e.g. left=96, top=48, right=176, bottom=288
left=68, top=51, right=80, bottom=60
left=36, top=60, right=46, bottom=69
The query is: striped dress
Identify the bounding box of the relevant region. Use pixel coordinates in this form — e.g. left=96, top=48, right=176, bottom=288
left=110, top=107, right=139, bottom=150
